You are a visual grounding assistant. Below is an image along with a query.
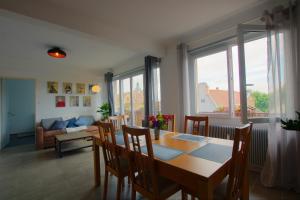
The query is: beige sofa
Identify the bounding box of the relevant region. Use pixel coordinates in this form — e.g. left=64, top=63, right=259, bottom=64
left=36, top=117, right=99, bottom=149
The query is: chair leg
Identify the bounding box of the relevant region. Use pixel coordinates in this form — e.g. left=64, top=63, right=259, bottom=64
left=116, top=177, right=122, bottom=200
left=182, top=191, right=188, bottom=200
left=103, top=170, right=109, bottom=200
left=131, top=185, right=136, bottom=200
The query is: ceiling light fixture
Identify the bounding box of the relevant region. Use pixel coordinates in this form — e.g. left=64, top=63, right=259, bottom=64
left=47, top=47, right=66, bottom=58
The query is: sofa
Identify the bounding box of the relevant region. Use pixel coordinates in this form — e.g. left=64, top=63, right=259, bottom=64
left=36, top=116, right=99, bottom=149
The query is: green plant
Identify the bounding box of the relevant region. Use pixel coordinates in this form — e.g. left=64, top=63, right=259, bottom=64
left=281, top=111, right=300, bottom=131
left=96, top=102, right=111, bottom=120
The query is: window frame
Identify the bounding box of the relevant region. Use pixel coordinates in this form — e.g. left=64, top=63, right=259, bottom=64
left=189, top=24, right=269, bottom=123
left=189, top=45, right=236, bottom=118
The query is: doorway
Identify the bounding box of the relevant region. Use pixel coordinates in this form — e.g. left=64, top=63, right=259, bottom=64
left=1, top=78, right=35, bottom=148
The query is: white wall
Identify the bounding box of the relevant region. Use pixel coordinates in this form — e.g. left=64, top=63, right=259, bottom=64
left=0, top=68, right=107, bottom=124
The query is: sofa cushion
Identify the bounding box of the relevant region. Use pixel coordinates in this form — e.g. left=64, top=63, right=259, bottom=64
left=49, top=120, right=68, bottom=131
left=66, top=126, right=88, bottom=133
left=41, top=117, right=63, bottom=130
left=75, top=116, right=95, bottom=126
left=65, top=117, right=77, bottom=128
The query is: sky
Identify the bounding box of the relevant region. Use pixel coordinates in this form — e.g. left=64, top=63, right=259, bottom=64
left=197, top=37, right=268, bottom=93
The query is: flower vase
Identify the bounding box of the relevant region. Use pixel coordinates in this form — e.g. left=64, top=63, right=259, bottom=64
left=154, top=128, right=160, bottom=140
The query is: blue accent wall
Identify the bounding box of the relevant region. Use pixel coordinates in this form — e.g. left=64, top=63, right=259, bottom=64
left=5, top=79, right=35, bottom=134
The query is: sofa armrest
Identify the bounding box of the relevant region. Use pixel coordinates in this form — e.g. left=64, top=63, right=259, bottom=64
left=36, top=126, right=44, bottom=150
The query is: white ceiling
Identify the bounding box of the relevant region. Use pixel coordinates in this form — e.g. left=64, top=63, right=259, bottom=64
left=0, top=0, right=273, bottom=73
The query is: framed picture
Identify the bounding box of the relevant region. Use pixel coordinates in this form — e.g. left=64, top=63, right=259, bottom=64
left=56, top=96, right=65, bottom=107
left=63, top=82, right=72, bottom=94
left=83, top=96, right=91, bottom=107
left=47, top=81, right=58, bottom=94
left=76, top=83, right=85, bottom=94
left=70, top=96, right=79, bottom=107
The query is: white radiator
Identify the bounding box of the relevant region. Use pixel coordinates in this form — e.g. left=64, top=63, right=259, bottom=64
left=200, top=125, right=268, bottom=170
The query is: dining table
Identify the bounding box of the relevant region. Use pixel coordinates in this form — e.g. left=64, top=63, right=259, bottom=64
left=92, top=129, right=249, bottom=200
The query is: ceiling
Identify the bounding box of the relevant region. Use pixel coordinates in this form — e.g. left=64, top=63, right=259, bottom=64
left=0, top=0, right=272, bottom=73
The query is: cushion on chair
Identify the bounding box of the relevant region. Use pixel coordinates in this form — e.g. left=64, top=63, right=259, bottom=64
left=65, top=117, right=77, bottom=128
left=49, top=120, right=68, bottom=131
left=75, top=116, right=95, bottom=126
left=41, top=117, right=63, bottom=130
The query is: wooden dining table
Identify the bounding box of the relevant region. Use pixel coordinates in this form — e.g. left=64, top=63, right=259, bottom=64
left=92, top=130, right=249, bottom=200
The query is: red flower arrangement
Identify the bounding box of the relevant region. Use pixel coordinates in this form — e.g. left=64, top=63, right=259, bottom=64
left=149, top=114, right=173, bottom=130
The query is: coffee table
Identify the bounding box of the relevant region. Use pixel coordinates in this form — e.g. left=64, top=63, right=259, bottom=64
left=55, top=131, right=94, bottom=157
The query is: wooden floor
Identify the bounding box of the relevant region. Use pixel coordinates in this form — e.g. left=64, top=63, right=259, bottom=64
left=0, top=144, right=300, bottom=200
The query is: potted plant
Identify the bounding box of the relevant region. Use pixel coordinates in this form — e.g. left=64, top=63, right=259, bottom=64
left=97, top=102, right=111, bottom=121
left=148, top=113, right=173, bottom=140
left=281, top=111, right=300, bottom=131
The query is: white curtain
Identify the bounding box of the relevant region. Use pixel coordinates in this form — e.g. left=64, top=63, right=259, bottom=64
left=261, top=2, right=300, bottom=192
left=178, top=43, right=190, bottom=116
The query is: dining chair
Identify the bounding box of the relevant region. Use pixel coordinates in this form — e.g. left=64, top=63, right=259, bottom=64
left=98, top=122, right=130, bottom=200
left=109, top=115, right=128, bottom=131
left=122, top=125, right=181, bottom=200
left=184, top=115, right=209, bottom=136
left=182, top=122, right=253, bottom=200
left=148, top=114, right=176, bottom=132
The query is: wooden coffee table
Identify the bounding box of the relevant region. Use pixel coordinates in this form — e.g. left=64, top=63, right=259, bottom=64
left=55, top=131, right=93, bottom=157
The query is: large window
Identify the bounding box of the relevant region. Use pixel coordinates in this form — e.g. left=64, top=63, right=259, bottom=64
left=191, top=25, right=269, bottom=122
left=112, top=70, right=145, bottom=126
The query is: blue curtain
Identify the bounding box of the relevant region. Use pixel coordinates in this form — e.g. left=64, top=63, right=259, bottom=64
left=144, top=56, right=160, bottom=126
left=105, top=72, right=114, bottom=115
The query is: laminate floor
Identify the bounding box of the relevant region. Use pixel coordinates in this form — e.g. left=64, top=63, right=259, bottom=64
left=0, top=144, right=299, bottom=200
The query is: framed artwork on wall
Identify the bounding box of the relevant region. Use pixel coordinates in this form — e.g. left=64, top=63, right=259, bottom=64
left=56, top=96, right=65, bottom=107
left=63, top=82, right=72, bottom=94
left=76, top=83, right=85, bottom=94
left=83, top=96, right=91, bottom=107
left=70, top=96, right=79, bottom=107
left=47, top=81, right=58, bottom=93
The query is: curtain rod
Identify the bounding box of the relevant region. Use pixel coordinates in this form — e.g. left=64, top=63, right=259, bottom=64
left=113, top=66, right=144, bottom=78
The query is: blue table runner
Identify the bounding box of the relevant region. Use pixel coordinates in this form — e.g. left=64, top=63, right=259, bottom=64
left=141, top=144, right=183, bottom=161
left=189, top=143, right=232, bottom=163
left=173, top=134, right=206, bottom=142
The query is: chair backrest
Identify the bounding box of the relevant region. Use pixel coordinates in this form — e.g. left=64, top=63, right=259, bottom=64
left=184, top=115, right=209, bottom=136
left=122, top=125, right=159, bottom=196
left=109, top=115, right=128, bottom=131
left=226, top=122, right=253, bottom=200
left=98, top=122, right=121, bottom=173
left=148, top=114, right=176, bottom=132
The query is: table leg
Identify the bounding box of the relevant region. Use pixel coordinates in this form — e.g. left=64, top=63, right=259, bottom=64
left=58, top=141, right=62, bottom=158
left=93, top=140, right=101, bottom=187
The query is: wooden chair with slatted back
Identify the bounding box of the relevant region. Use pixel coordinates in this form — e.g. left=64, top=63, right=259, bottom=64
left=109, top=115, right=127, bottom=131
left=182, top=122, right=253, bottom=200
left=98, top=122, right=130, bottom=200
left=225, top=122, right=253, bottom=200
left=184, top=115, right=209, bottom=136
left=148, top=114, right=176, bottom=132
left=122, top=125, right=181, bottom=200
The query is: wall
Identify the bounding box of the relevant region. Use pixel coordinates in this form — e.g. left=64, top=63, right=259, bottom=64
left=0, top=68, right=107, bottom=124
left=5, top=79, right=35, bottom=134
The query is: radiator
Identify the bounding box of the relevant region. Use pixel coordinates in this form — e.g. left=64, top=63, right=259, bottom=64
left=200, top=125, right=268, bottom=170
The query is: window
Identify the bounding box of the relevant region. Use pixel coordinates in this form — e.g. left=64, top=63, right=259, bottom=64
left=112, top=80, right=120, bottom=114
left=195, top=50, right=229, bottom=114
left=191, top=25, right=269, bottom=122
left=112, top=70, right=145, bottom=126
left=152, top=67, right=161, bottom=114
